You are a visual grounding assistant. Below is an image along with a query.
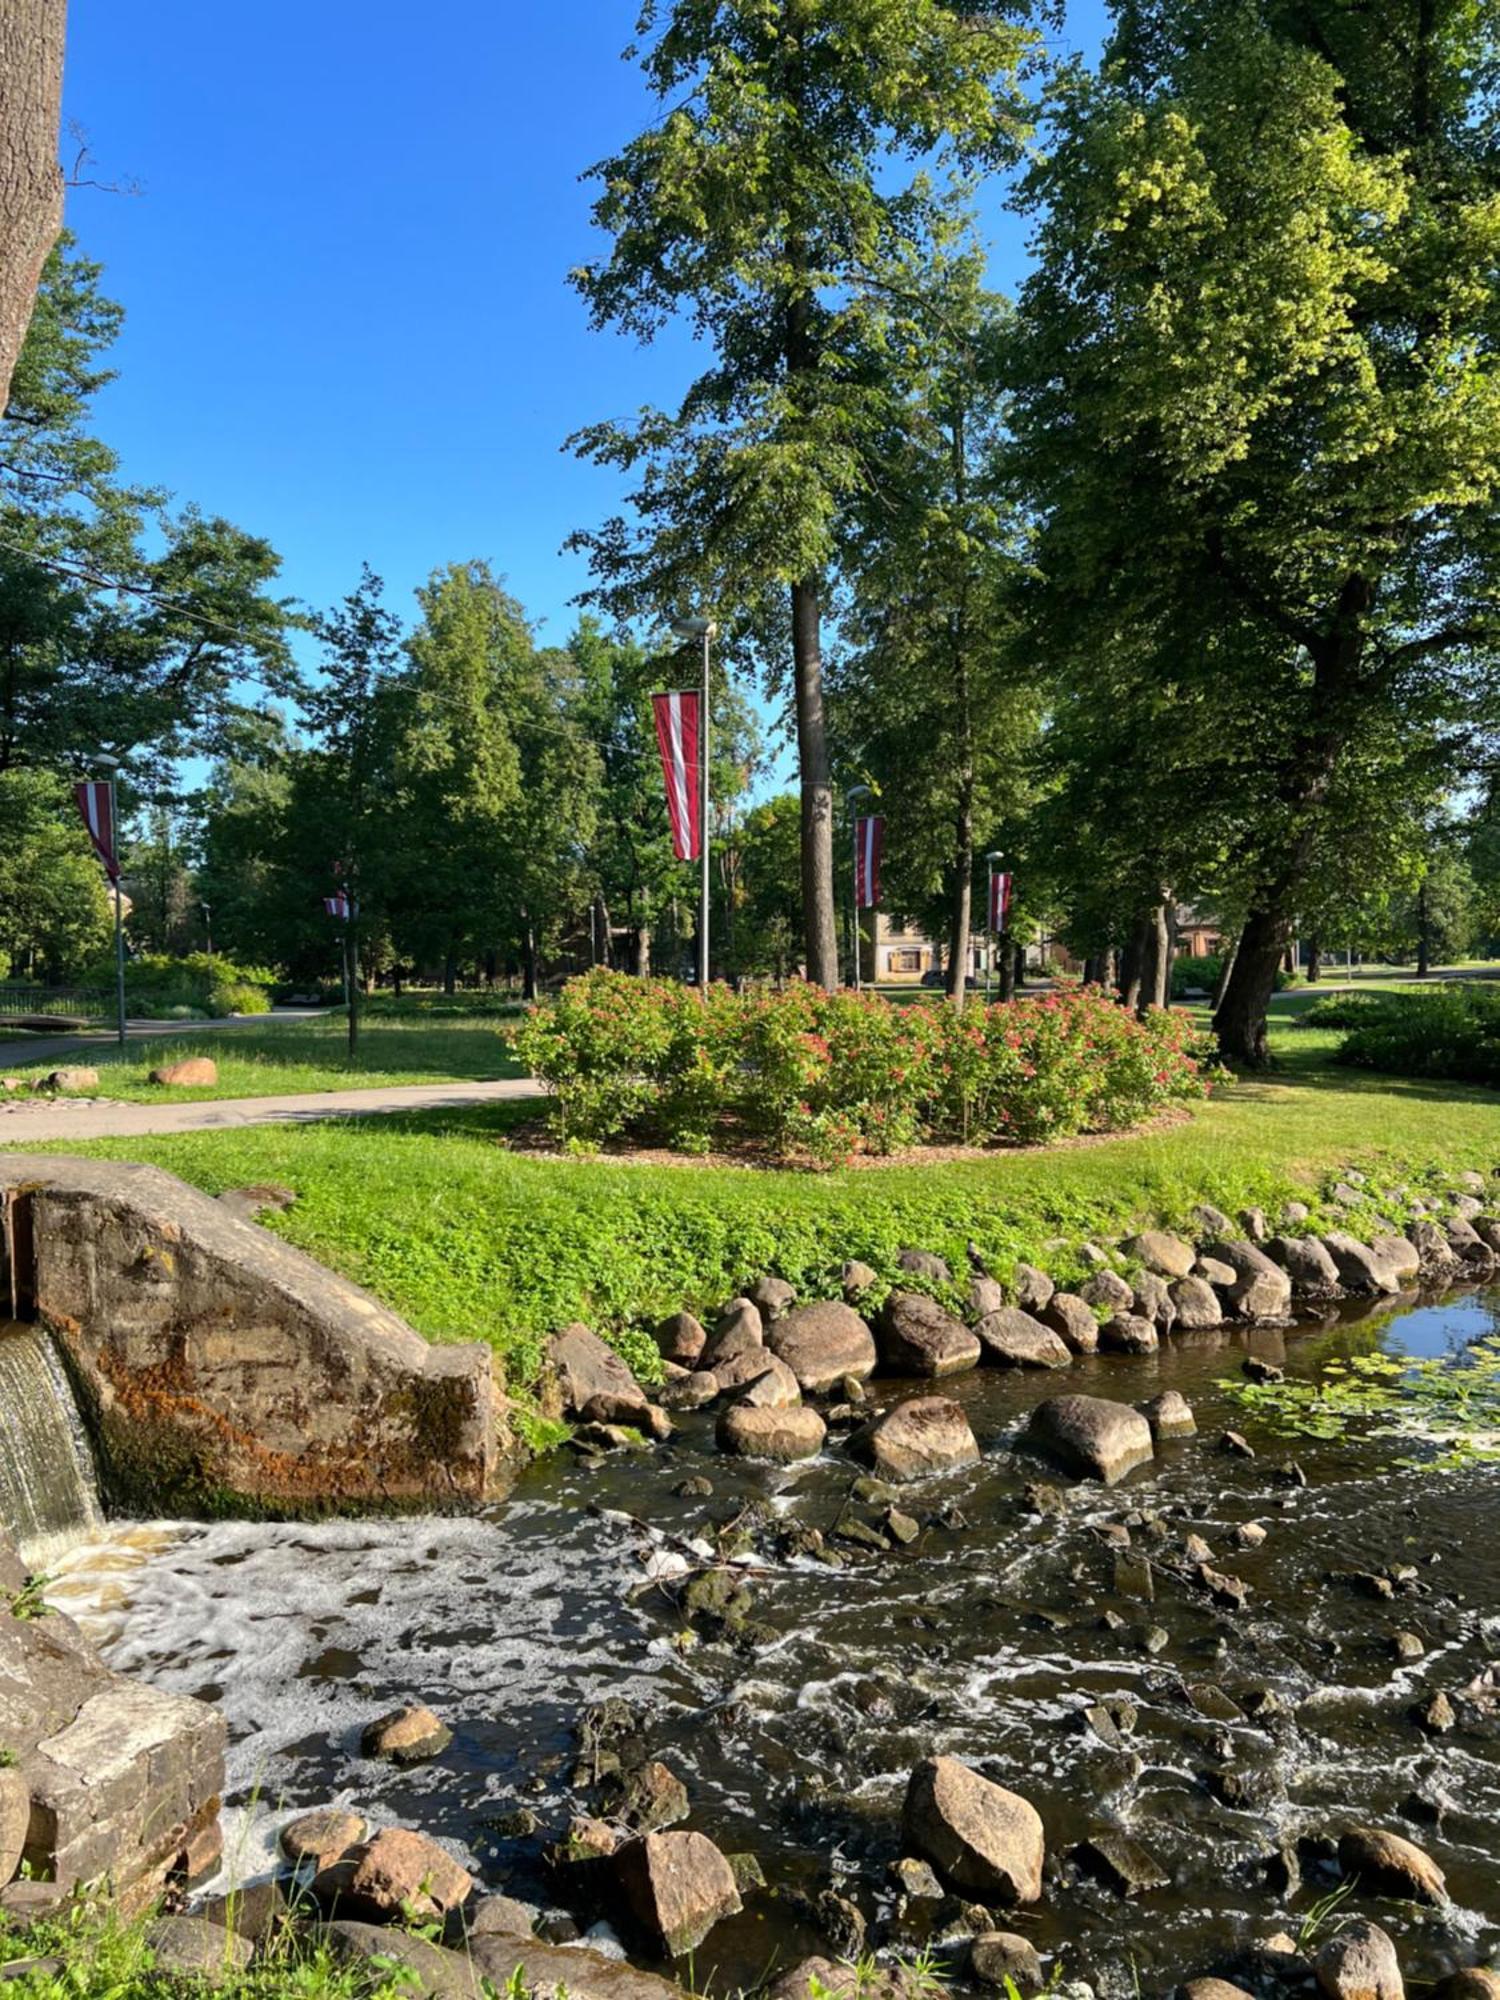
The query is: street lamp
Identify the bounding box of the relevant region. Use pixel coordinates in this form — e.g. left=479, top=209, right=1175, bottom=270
left=95, top=755, right=127, bottom=1048
left=846, top=784, right=872, bottom=992
left=670, top=615, right=717, bottom=991
left=986, top=850, right=1005, bottom=1001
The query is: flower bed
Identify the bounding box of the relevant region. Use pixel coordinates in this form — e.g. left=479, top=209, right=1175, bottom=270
left=513, top=970, right=1216, bottom=1165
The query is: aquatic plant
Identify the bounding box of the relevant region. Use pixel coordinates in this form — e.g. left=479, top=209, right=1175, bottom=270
left=1225, top=1336, right=1500, bottom=1468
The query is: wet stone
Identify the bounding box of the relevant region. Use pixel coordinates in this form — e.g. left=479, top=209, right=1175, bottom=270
left=361, top=1704, right=453, bottom=1766
left=1337, top=1825, right=1447, bottom=1905
left=1073, top=1831, right=1171, bottom=1896
left=971, top=1933, right=1045, bottom=1994
left=1316, top=1920, right=1404, bottom=2000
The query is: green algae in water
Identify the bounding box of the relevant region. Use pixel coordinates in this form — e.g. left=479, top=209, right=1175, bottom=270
left=1225, top=1332, right=1500, bottom=1468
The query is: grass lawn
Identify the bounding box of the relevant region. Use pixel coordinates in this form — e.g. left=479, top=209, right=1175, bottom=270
left=3, top=1014, right=525, bottom=1102
left=13, top=1012, right=1500, bottom=1390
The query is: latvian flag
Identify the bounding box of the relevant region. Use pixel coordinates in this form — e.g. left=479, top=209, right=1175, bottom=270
left=324, top=892, right=351, bottom=921
left=651, top=690, right=701, bottom=861
left=989, top=870, right=1013, bottom=931
left=855, top=815, right=883, bottom=908
left=74, top=780, right=120, bottom=883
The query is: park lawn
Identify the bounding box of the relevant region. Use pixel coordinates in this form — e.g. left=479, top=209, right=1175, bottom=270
left=15, top=1015, right=1500, bottom=1390
left=4, top=1014, right=525, bottom=1102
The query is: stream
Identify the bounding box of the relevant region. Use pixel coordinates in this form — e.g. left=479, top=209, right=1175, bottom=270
left=49, top=1287, right=1500, bottom=1996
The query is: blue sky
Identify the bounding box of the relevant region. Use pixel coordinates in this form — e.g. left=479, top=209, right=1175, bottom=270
left=61, top=1, right=1104, bottom=676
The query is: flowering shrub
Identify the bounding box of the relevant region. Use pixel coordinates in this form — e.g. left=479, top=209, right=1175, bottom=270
left=513, top=969, right=1217, bottom=1165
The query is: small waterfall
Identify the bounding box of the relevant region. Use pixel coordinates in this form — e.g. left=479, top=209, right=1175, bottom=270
left=0, top=1323, right=103, bottom=1568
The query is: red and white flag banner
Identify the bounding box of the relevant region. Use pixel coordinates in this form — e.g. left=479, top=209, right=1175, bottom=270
left=324, top=893, right=351, bottom=920
left=651, top=690, right=702, bottom=861
left=855, top=815, right=883, bottom=908
left=989, top=870, right=1013, bottom=931
left=74, top=780, right=119, bottom=884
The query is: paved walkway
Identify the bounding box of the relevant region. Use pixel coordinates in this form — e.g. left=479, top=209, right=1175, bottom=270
left=0, top=1009, right=329, bottom=1071
left=0, top=1076, right=544, bottom=1144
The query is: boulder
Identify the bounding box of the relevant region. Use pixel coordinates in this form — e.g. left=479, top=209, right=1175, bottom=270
left=878, top=1293, right=981, bottom=1378
left=1371, top=1234, right=1421, bottom=1281
left=841, top=1260, right=878, bottom=1300
left=1080, top=1270, right=1135, bottom=1313
left=360, top=1704, right=452, bottom=1766
left=747, top=1275, right=797, bottom=1323
left=1124, top=1231, right=1197, bottom=1278
left=973, top=1307, right=1072, bottom=1370
left=614, top=1829, right=742, bottom=1956
left=620, top=1761, right=691, bottom=1833
left=1140, top=1390, right=1197, bottom=1440
left=42, top=1068, right=99, bottom=1093
left=1316, top=1921, right=1404, bottom=2000
left=713, top=1348, right=784, bottom=1391
left=767, top=1302, right=877, bottom=1391
left=716, top=1403, right=826, bottom=1462
left=703, top=1299, right=763, bottom=1367
left=329, top=1922, right=693, bottom=2000
left=1431, top=1975, right=1500, bottom=2000
left=1408, top=1219, right=1459, bottom=1270
left=1132, top=1270, right=1177, bottom=1331
left=1266, top=1235, right=1342, bottom=1294
left=971, top=1934, right=1044, bottom=1994
left=1337, top=1826, right=1446, bottom=1905
left=1012, top=1263, right=1055, bottom=1312
left=1039, top=1293, right=1100, bottom=1353
left=0, top=1769, right=28, bottom=1886
left=901, top=1755, right=1044, bottom=1904
left=655, top=1313, right=707, bottom=1368
left=1181, top=1982, right=1256, bottom=2000
left=1321, top=1234, right=1400, bottom=1296
left=1171, top=1275, right=1223, bottom=1329
left=332, top=1827, right=474, bottom=1921
left=898, top=1247, right=952, bottom=1282
left=661, top=1370, right=719, bottom=1411
left=1193, top=1202, right=1234, bottom=1238
left=1074, top=1831, right=1170, bottom=1896
left=1239, top=1206, right=1270, bottom=1243
left=855, top=1397, right=979, bottom=1482
left=739, top=1355, right=802, bottom=1408
left=969, top=1275, right=1006, bottom=1318
left=1099, top=1313, right=1158, bottom=1355
left=1203, top=1242, right=1292, bottom=1319
left=1025, top=1395, right=1154, bottom=1484
left=146, top=1916, right=253, bottom=1983
left=280, top=1808, right=367, bottom=1870
left=549, top=1324, right=649, bottom=1425
left=148, top=1057, right=218, bottom=1088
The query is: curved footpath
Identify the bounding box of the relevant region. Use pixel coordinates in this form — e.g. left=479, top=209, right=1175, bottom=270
left=0, top=1076, right=544, bottom=1142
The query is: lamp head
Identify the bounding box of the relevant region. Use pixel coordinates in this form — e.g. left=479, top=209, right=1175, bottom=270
left=670, top=616, right=717, bottom=640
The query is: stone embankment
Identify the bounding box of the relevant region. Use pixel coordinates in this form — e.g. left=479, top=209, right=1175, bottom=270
left=0, top=1155, right=513, bottom=1515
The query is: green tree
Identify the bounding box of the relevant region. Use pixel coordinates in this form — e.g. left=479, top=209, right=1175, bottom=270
left=0, top=765, right=113, bottom=981
left=737, top=792, right=804, bottom=980
left=1009, top=0, right=1500, bottom=1062
left=569, top=0, right=1037, bottom=989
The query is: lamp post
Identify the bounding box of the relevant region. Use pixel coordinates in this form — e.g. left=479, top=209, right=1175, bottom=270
left=95, top=754, right=127, bottom=1048
left=846, top=784, right=871, bottom=991
left=670, top=616, right=717, bottom=990
left=986, top=850, right=1004, bottom=1002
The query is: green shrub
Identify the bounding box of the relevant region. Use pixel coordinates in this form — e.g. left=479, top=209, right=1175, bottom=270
left=513, top=969, right=1217, bottom=1165
left=1336, top=982, right=1500, bottom=1088
left=80, top=952, right=277, bottom=1020
left=1170, top=952, right=1289, bottom=998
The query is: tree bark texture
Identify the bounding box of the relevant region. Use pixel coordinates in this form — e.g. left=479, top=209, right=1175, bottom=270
left=0, top=1, right=65, bottom=414
left=791, top=576, right=839, bottom=988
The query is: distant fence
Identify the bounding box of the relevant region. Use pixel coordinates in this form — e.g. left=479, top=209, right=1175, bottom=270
left=0, top=984, right=114, bottom=1027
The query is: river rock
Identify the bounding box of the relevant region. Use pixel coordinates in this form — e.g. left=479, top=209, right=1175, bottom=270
left=1132, top=1270, right=1177, bottom=1330
left=620, top=1761, right=690, bottom=1833
left=661, top=1370, right=719, bottom=1411
left=855, top=1397, right=979, bottom=1481
left=717, top=1402, right=826, bottom=1461
left=1074, top=1831, right=1170, bottom=1896
left=280, top=1807, right=367, bottom=1869
left=336, top=1828, right=473, bottom=1921
left=1013, top=1263, right=1055, bottom=1312
left=767, top=1302, right=877, bottom=1390
left=655, top=1313, right=707, bottom=1367
left=902, top=1756, right=1044, bottom=1903
left=1194, top=1202, right=1234, bottom=1238
left=1140, top=1390, right=1197, bottom=1439
left=0, top=1770, right=28, bottom=1886
left=973, top=1308, right=1072, bottom=1369
left=1100, top=1313, right=1158, bottom=1355
left=898, top=1247, right=952, bottom=1282
left=549, top=1324, right=650, bottom=1425
left=1124, top=1231, right=1197, bottom=1278
left=1266, top=1235, right=1342, bottom=1294
left=841, top=1260, right=878, bottom=1300
left=615, top=1830, right=742, bottom=1955
left=467, top=1894, right=537, bottom=1940
left=704, top=1299, right=764, bottom=1367
left=969, top=1275, right=1007, bottom=1318
left=714, top=1348, right=784, bottom=1391
left=748, top=1275, right=797, bottom=1323
left=1316, top=1921, right=1404, bottom=2000
left=878, top=1294, right=981, bottom=1377
left=1408, top=1219, right=1459, bottom=1269
left=971, top=1933, right=1044, bottom=1993
left=1169, top=1275, right=1223, bottom=1331
left=1337, top=1826, right=1447, bottom=1905
left=1431, top=1974, right=1500, bottom=2000
left=146, top=1916, right=253, bottom=1983
left=149, top=1057, right=218, bottom=1087
left=1039, top=1293, right=1100, bottom=1353
left=1321, top=1233, right=1400, bottom=1295
left=361, top=1704, right=452, bottom=1765
left=1025, top=1395, right=1155, bottom=1484
left=1080, top=1270, right=1135, bottom=1313
left=1180, top=1982, right=1256, bottom=2000
left=1203, top=1241, right=1292, bottom=1319
left=739, top=1355, right=802, bottom=1408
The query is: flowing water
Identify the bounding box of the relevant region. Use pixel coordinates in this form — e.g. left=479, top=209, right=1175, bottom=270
left=50, top=1291, right=1500, bottom=1995
left=0, top=1321, right=103, bottom=1569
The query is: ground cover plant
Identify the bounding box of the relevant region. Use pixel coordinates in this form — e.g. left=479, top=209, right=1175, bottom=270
left=6, top=1015, right=525, bottom=1103
left=513, top=970, right=1215, bottom=1164
left=1329, top=983, right=1500, bottom=1090
left=19, top=1019, right=1500, bottom=1390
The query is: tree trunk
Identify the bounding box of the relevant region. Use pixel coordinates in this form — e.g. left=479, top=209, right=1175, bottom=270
left=1212, top=931, right=1240, bottom=1008
left=634, top=924, right=651, bottom=978
left=999, top=936, right=1017, bottom=1000
left=442, top=952, right=457, bottom=996
left=0, top=1, right=65, bottom=416
left=521, top=924, right=538, bottom=1002
left=1416, top=883, right=1431, bottom=976
left=1213, top=905, right=1291, bottom=1065
left=1083, top=952, right=1107, bottom=987
left=1305, top=939, right=1320, bottom=983
left=946, top=811, right=973, bottom=1015
left=1121, top=912, right=1153, bottom=1012
left=790, top=577, right=838, bottom=987
left=1137, top=900, right=1170, bottom=1017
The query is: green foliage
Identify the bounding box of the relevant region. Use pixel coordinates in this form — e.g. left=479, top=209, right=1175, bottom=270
left=8, top=1575, right=52, bottom=1621
left=514, top=968, right=1215, bottom=1164
left=1335, top=983, right=1500, bottom=1090
left=0, top=768, right=114, bottom=981
left=78, top=951, right=277, bottom=1020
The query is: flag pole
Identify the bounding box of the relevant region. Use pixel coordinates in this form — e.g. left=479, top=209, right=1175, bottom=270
left=671, top=617, right=718, bottom=989
left=986, top=850, right=1004, bottom=1003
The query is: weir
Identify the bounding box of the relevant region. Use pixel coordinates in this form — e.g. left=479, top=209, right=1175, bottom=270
left=0, top=1320, right=103, bottom=1568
